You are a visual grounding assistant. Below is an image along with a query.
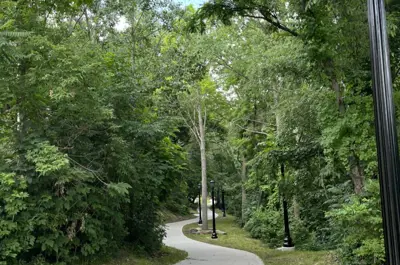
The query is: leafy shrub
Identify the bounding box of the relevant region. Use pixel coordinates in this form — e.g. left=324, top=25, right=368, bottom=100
left=290, top=218, right=314, bottom=250
left=0, top=173, right=33, bottom=264
left=244, top=208, right=284, bottom=247
left=327, top=180, right=385, bottom=265
left=0, top=142, right=129, bottom=264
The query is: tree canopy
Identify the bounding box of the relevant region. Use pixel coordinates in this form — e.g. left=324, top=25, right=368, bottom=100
left=1, top=1, right=400, bottom=265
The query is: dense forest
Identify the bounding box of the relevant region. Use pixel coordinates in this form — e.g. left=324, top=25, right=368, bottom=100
left=1, top=0, right=400, bottom=264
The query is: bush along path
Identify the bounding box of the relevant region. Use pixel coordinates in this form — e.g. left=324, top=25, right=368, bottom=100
left=164, top=210, right=264, bottom=265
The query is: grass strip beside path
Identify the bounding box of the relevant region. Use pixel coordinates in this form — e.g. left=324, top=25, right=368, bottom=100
left=183, top=215, right=337, bottom=265
left=80, top=246, right=187, bottom=265
left=160, top=208, right=197, bottom=223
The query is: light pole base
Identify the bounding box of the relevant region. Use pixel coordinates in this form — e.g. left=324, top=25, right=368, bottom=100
left=283, top=236, right=293, bottom=248
left=211, top=232, right=218, bottom=239
left=198, top=220, right=202, bottom=224
left=277, top=246, right=295, bottom=252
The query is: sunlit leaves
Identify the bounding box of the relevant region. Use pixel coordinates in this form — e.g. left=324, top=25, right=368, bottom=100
left=26, top=142, right=69, bottom=177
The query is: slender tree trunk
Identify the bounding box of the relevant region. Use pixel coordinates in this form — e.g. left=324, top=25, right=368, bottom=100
left=216, top=188, right=220, bottom=209
left=274, top=89, right=281, bottom=136
left=198, top=102, right=208, bottom=230
left=84, top=7, right=91, bottom=41
left=332, top=76, right=345, bottom=113
left=241, top=154, right=247, bottom=225
left=328, top=62, right=366, bottom=194
left=257, top=190, right=264, bottom=209
left=293, top=198, right=300, bottom=219
left=349, top=154, right=365, bottom=194
left=131, top=19, right=136, bottom=75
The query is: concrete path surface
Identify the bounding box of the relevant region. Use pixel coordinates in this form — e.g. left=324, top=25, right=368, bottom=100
left=164, top=211, right=264, bottom=265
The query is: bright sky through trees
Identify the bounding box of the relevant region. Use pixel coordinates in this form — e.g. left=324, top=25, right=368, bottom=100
left=181, top=0, right=205, bottom=6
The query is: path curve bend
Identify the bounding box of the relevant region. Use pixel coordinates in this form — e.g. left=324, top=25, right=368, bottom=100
left=164, top=213, right=264, bottom=265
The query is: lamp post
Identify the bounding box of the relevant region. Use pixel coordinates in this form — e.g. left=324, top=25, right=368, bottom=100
left=281, top=164, right=293, bottom=248
left=198, top=183, right=202, bottom=225
left=367, top=0, right=400, bottom=263
left=210, top=180, right=218, bottom=239
left=222, top=189, right=226, bottom=217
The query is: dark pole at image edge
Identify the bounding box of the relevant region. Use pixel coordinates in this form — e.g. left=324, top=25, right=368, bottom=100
left=367, top=0, right=400, bottom=264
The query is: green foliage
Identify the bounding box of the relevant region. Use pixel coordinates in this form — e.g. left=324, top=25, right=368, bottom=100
left=2, top=0, right=400, bottom=264
left=187, top=1, right=398, bottom=264
left=244, top=208, right=284, bottom=248
left=0, top=0, right=190, bottom=264
left=26, top=142, right=69, bottom=176
left=327, top=180, right=384, bottom=265
left=0, top=173, right=32, bottom=263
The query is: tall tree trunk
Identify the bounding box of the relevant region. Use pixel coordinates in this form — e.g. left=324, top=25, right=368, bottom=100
left=131, top=21, right=136, bottom=75
left=327, top=61, right=366, bottom=193
left=198, top=102, right=208, bottom=230
left=328, top=62, right=366, bottom=194
left=84, top=7, right=92, bottom=41
left=332, top=76, right=345, bottom=113
left=349, top=154, right=365, bottom=194
left=241, top=154, right=247, bottom=225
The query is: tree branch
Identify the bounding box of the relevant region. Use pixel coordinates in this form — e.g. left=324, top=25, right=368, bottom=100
left=257, top=9, right=298, bottom=37
left=218, top=3, right=299, bottom=37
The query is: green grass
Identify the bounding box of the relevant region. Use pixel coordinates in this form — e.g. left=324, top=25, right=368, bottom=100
left=79, top=246, right=187, bottom=265
left=183, top=215, right=337, bottom=265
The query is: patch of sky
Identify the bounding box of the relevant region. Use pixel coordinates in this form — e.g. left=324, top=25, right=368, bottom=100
left=178, top=0, right=205, bottom=7
left=115, top=0, right=206, bottom=31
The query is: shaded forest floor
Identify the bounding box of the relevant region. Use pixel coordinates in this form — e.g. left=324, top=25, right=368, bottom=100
left=79, top=209, right=194, bottom=265
left=183, top=215, right=338, bottom=265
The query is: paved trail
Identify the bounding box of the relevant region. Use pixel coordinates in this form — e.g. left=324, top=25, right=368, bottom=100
left=164, top=211, right=264, bottom=265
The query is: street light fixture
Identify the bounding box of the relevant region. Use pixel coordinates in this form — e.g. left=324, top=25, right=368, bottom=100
left=210, top=180, right=218, bottom=239
left=198, top=183, right=202, bottom=225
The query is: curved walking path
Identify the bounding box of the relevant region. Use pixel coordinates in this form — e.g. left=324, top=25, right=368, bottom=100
left=164, top=211, right=264, bottom=265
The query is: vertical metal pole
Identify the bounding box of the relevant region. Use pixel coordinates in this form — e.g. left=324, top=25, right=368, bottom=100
left=281, top=164, right=293, bottom=247
left=282, top=199, right=293, bottom=247
left=211, top=185, right=218, bottom=239
left=222, top=189, right=226, bottom=217
left=198, top=184, right=202, bottom=225
left=368, top=1, right=400, bottom=264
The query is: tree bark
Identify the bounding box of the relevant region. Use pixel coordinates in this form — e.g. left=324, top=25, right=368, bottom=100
left=198, top=102, right=208, bottom=230
left=84, top=7, right=92, bottom=41
left=241, top=154, right=247, bottom=225
left=332, top=76, right=345, bottom=113
left=349, top=154, right=365, bottom=194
